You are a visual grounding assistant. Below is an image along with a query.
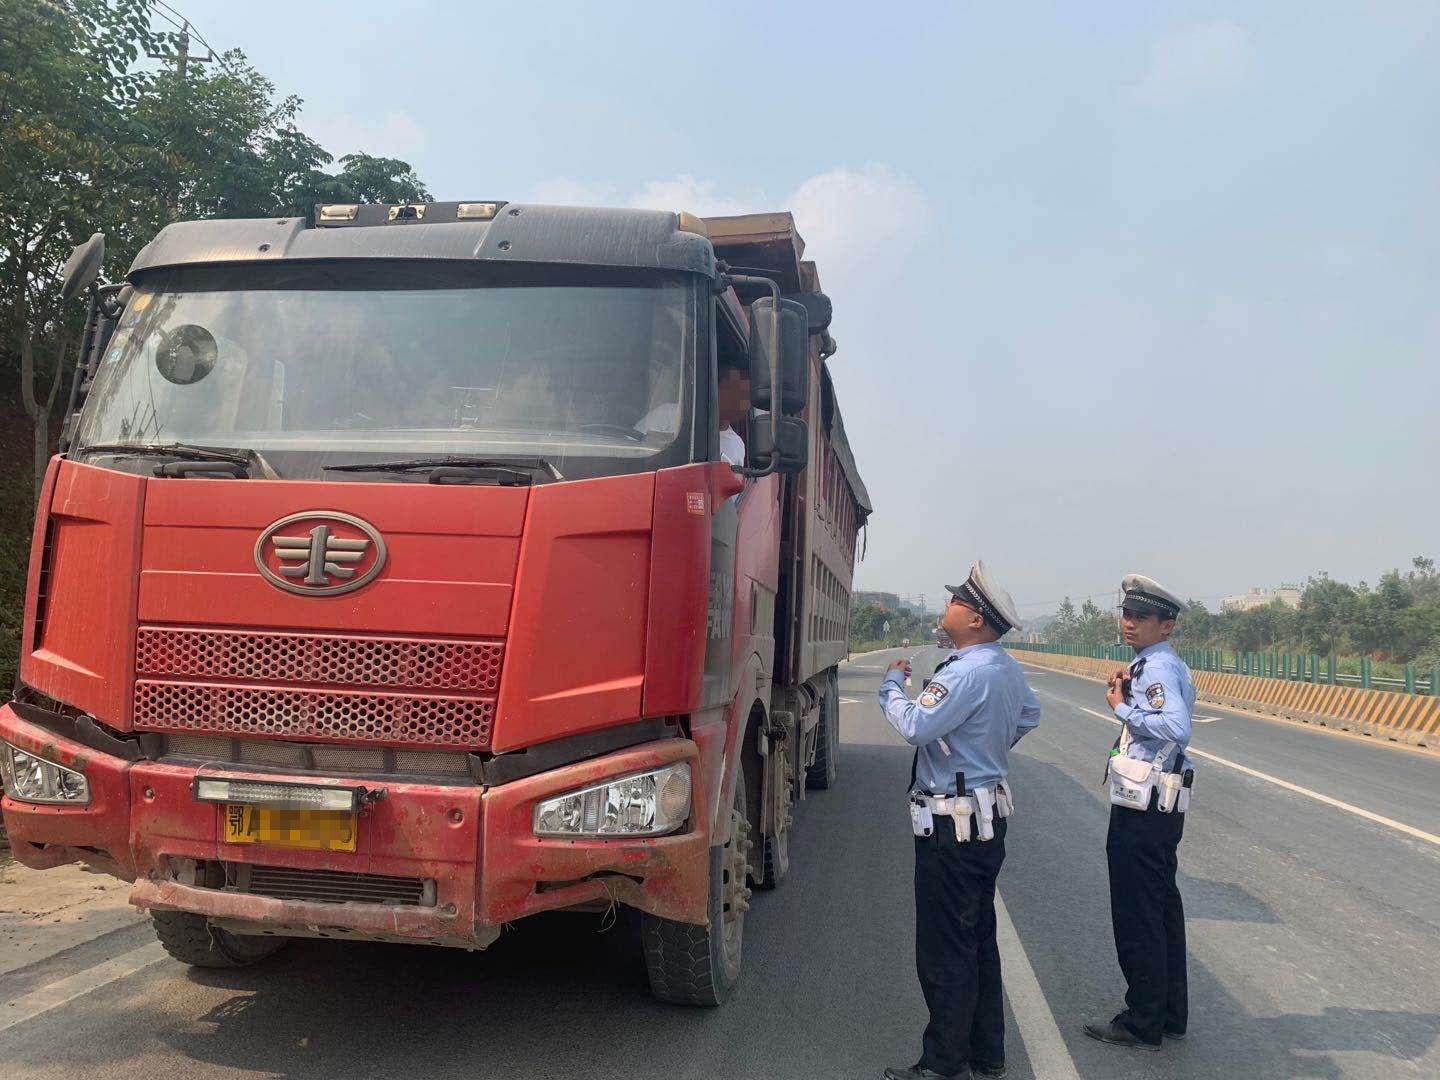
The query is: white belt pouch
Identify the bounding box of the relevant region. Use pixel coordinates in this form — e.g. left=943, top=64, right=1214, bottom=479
left=1108, top=755, right=1158, bottom=810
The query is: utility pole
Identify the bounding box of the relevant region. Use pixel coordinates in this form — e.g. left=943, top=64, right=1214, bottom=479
left=148, top=20, right=215, bottom=81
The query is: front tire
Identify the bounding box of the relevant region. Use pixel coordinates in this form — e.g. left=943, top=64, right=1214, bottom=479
left=150, top=910, right=288, bottom=968
left=641, top=769, right=751, bottom=1005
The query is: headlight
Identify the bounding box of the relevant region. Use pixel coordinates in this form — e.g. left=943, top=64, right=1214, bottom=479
left=1, top=742, right=91, bottom=805
left=533, top=763, right=691, bottom=839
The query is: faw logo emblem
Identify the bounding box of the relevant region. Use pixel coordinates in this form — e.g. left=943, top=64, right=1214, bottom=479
left=253, top=512, right=387, bottom=596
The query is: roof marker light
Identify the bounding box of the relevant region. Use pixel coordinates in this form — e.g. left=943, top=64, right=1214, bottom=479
left=388, top=204, right=426, bottom=221
left=317, top=204, right=360, bottom=222
left=457, top=202, right=505, bottom=221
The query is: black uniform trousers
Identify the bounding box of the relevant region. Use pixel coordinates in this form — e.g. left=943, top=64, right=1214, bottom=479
left=1106, top=800, right=1187, bottom=1044
left=914, top=813, right=1008, bottom=1075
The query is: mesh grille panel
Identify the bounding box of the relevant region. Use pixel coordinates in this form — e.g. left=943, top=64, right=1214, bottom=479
left=136, top=628, right=502, bottom=692
left=165, top=734, right=232, bottom=758
left=241, top=865, right=430, bottom=906
left=137, top=682, right=494, bottom=749
left=136, top=627, right=502, bottom=750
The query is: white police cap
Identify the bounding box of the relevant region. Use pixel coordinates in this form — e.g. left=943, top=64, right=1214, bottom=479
left=1120, top=573, right=1184, bottom=619
left=945, top=560, right=1020, bottom=635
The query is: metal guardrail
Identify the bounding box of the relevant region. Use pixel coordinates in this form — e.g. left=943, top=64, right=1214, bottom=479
left=1008, top=641, right=1439, bottom=696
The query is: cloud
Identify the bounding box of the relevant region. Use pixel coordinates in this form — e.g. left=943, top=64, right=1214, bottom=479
left=304, top=109, right=428, bottom=162
left=525, top=177, right=616, bottom=205
left=628, top=174, right=758, bottom=217
left=1133, top=20, right=1258, bottom=107
left=784, top=163, right=927, bottom=290
left=525, top=164, right=927, bottom=304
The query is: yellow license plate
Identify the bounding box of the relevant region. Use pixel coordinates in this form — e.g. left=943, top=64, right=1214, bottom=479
left=222, top=803, right=358, bottom=852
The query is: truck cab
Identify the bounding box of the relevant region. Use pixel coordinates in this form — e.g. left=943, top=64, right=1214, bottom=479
left=0, top=201, right=869, bottom=1005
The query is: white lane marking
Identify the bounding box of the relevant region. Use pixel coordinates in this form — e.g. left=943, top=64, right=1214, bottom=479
left=1067, top=702, right=1440, bottom=848
left=1194, top=716, right=1222, bottom=723
left=0, top=942, right=168, bottom=1034
left=995, top=894, right=1083, bottom=1080
left=840, top=697, right=863, bottom=704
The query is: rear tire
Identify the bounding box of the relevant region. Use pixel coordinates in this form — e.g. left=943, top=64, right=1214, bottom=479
left=805, top=668, right=840, bottom=791
left=641, top=770, right=751, bottom=1005
left=757, top=824, right=789, bottom=890
left=150, top=910, right=288, bottom=968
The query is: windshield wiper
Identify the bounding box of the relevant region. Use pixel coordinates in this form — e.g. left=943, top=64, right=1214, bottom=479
left=323, top=455, right=564, bottom=481
left=74, top=442, right=253, bottom=466
left=72, top=441, right=280, bottom=479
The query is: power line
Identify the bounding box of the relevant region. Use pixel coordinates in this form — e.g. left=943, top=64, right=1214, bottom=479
left=146, top=1, right=241, bottom=79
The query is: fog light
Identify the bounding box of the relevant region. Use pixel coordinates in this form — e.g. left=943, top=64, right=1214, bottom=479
left=534, top=763, right=691, bottom=838
left=0, top=742, right=90, bottom=805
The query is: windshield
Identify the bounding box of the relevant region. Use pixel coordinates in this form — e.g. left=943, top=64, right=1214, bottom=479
left=73, top=263, right=697, bottom=480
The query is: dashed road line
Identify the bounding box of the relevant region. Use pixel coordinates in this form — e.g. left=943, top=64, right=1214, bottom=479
left=0, top=942, right=168, bottom=1034
left=995, top=893, right=1082, bottom=1080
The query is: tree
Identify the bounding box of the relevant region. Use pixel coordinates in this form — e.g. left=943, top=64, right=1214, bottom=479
left=1, top=0, right=429, bottom=497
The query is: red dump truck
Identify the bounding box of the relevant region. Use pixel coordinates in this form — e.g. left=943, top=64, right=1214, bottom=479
left=0, top=201, right=870, bottom=1004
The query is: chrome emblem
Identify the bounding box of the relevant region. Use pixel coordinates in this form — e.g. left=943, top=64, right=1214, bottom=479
left=254, top=512, right=387, bottom=596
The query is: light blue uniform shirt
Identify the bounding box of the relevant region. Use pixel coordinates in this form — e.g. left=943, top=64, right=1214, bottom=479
left=1113, top=641, right=1195, bottom=774
left=878, top=642, right=1040, bottom=795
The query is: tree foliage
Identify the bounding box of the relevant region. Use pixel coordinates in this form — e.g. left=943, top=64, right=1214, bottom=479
left=1039, top=559, right=1440, bottom=666
left=1, top=0, right=429, bottom=386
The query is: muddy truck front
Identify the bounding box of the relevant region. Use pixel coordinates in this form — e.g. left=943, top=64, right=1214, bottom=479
left=0, top=201, right=867, bottom=1005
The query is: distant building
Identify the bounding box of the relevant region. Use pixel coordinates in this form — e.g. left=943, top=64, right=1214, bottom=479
left=1221, top=584, right=1302, bottom=612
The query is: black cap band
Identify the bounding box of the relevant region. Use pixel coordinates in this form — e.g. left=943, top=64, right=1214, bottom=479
left=1122, top=589, right=1180, bottom=619
left=957, top=579, right=1012, bottom=633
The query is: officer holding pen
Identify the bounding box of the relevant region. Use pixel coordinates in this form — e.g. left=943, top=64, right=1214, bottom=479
left=878, top=562, right=1040, bottom=1080
left=1085, top=573, right=1195, bottom=1052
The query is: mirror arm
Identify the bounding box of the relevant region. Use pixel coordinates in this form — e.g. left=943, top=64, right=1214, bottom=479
left=725, top=272, right=781, bottom=479
left=59, top=281, right=124, bottom=454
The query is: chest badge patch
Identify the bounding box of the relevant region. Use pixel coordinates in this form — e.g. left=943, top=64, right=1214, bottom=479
left=919, top=681, right=950, bottom=709
left=1145, top=682, right=1166, bottom=708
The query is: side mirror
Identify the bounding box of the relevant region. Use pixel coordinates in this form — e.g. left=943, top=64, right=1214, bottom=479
left=60, top=233, right=106, bottom=302
left=786, top=292, right=833, bottom=335
left=749, top=296, right=809, bottom=416
left=751, top=416, right=808, bottom=474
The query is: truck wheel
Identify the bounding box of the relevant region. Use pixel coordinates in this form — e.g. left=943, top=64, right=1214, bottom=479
left=641, top=770, right=751, bottom=1005
left=757, top=822, right=789, bottom=890
left=805, top=668, right=840, bottom=791
left=150, top=910, right=288, bottom=968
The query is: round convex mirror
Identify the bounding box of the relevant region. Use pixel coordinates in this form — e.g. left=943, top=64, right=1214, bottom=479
left=155, top=324, right=218, bottom=385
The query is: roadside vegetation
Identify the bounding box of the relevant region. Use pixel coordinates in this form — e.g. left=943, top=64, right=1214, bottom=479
left=1043, top=558, right=1440, bottom=675
left=847, top=603, right=940, bottom=654
left=0, top=0, right=432, bottom=686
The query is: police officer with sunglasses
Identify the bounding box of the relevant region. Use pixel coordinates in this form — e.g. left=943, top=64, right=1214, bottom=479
left=879, top=562, right=1040, bottom=1080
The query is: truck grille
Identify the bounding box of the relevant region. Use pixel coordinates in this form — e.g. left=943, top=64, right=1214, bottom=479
left=137, top=628, right=502, bottom=690
left=134, top=628, right=502, bottom=749
left=237, top=864, right=433, bottom=907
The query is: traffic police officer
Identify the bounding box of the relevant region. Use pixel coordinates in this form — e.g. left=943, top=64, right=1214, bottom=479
left=879, top=562, right=1040, bottom=1080
left=1085, top=573, right=1195, bottom=1052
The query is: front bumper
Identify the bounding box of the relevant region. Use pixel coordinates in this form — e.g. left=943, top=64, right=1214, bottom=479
left=1, top=704, right=710, bottom=946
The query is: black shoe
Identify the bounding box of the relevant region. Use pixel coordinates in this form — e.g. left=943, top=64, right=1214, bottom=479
left=1163, top=1028, right=1187, bottom=1041
left=973, top=1061, right=1007, bottom=1078
left=883, top=1065, right=971, bottom=1080
left=1082, top=1020, right=1162, bottom=1051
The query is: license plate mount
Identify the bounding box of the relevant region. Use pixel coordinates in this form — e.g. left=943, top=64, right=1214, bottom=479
left=222, top=803, right=358, bottom=852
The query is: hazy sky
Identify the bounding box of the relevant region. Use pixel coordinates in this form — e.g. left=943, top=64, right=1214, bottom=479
left=177, top=0, right=1440, bottom=617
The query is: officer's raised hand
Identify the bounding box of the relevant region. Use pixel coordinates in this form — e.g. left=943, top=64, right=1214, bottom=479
left=1105, top=676, right=1126, bottom=710
left=888, top=659, right=913, bottom=679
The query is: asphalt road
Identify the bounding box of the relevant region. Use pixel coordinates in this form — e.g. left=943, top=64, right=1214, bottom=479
left=2, top=648, right=1437, bottom=1080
